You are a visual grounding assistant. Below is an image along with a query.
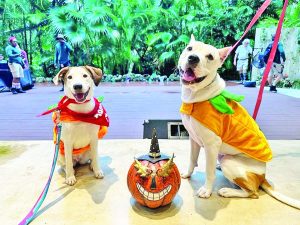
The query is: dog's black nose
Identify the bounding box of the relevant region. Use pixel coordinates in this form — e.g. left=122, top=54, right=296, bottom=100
left=73, top=84, right=83, bottom=90
left=188, top=55, right=200, bottom=64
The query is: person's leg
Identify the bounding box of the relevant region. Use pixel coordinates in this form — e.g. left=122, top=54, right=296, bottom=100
left=8, top=63, right=23, bottom=94
left=59, top=64, right=67, bottom=92
left=11, top=77, right=18, bottom=94
left=236, top=61, right=243, bottom=83
left=270, top=63, right=283, bottom=93
left=242, top=62, right=248, bottom=82
left=268, top=64, right=275, bottom=92
left=60, top=80, right=64, bottom=91
left=15, top=65, right=25, bottom=93
left=273, top=75, right=282, bottom=86
left=272, top=63, right=284, bottom=86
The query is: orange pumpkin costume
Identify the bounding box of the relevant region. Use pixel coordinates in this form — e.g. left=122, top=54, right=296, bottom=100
left=180, top=91, right=272, bottom=162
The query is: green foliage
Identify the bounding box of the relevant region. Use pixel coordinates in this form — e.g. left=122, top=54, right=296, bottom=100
left=100, top=72, right=178, bottom=83
left=168, top=73, right=180, bottom=81
left=258, top=1, right=300, bottom=28
left=256, top=75, right=300, bottom=90
left=292, top=80, right=300, bottom=89
left=1, top=0, right=298, bottom=80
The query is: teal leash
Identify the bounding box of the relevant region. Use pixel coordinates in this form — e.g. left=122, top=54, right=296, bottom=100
left=19, top=122, right=62, bottom=225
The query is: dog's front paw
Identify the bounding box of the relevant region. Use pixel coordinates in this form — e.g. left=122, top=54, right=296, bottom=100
left=196, top=186, right=212, bottom=198
left=94, top=170, right=104, bottom=179
left=65, top=175, right=77, bottom=186
left=181, top=172, right=193, bottom=179
left=90, top=163, right=104, bottom=179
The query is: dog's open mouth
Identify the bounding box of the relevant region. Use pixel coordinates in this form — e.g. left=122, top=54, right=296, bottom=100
left=73, top=88, right=90, bottom=103
left=180, top=68, right=207, bottom=85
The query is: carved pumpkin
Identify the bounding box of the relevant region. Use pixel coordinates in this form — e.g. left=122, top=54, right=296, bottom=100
left=127, top=129, right=181, bottom=208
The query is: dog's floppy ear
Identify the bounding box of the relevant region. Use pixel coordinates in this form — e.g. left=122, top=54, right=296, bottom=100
left=85, top=66, right=103, bottom=86
left=53, top=67, right=70, bottom=85
left=218, top=47, right=231, bottom=61
left=190, top=34, right=196, bottom=43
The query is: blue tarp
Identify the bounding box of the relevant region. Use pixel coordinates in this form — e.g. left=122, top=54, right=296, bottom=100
left=0, top=63, right=34, bottom=92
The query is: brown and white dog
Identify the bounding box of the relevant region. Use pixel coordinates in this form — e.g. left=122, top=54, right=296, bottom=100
left=53, top=66, right=108, bottom=185
left=178, top=35, right=300, bottom=209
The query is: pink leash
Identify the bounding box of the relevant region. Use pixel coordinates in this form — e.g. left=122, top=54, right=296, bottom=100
left=222, top=0, right=288, bottom=119
left=222, top=0, right=272, bottom=61
left=252, top=0, right=288, bottom=119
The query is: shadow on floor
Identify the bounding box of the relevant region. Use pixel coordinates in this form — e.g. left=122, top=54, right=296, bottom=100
left=57, top=155, right=118, bottom=204
left=130, top=194, right=183, bottom=219
left=187, top=170, right=233, bottom=220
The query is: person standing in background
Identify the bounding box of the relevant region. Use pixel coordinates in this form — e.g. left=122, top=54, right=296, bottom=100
left=5, top=36, right=26, bottom=94
left=234, top=39, right=252, bottom=84
left=263, top=34, right=286, bottom=93
left=54, top=34, right=73, bottom=91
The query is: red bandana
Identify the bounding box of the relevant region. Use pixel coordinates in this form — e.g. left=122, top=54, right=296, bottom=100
left=40, top=96, right=109, bottom=127
left=43, top=96, right=110, bottom=156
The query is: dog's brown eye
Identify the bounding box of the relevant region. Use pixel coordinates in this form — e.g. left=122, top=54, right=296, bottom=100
left=187, top=46, right=192, bottom=51
left=83, top=74, right=88, bottom=78
left=67, top=75, right=72, bottom=79
left=206, top=54, right=214, bottom=60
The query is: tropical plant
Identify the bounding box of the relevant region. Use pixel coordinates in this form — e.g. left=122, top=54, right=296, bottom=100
left=1, top=0, right=295, bottom=80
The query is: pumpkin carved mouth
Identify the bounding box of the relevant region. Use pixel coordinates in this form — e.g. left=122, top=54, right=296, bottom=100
left=136, top=183, right=172, bottom=201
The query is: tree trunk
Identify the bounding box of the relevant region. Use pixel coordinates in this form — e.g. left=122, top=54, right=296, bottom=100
left=23, top=12, right=28, bottom=53
left=29, top=29, right=32, bottom=65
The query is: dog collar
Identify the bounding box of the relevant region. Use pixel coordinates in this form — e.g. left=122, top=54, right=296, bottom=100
left=38, top=96, right=91, bottom=116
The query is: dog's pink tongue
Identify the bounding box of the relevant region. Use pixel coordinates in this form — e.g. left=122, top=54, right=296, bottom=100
left=75, top=93, right=84, bottom=101
left=182, top=68, right=195, bottom=81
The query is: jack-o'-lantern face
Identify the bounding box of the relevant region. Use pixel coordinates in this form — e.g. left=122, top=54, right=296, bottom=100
left=127, top=154, right=181, bottom=208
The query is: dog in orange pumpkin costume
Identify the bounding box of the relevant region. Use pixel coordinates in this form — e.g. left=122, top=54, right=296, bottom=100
left=178, top=35, right=300, bottom=209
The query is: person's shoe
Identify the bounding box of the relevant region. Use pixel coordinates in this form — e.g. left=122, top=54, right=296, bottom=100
left=269, top=85, right=277, bottom=93
left=11, top=88, right=18, bottom=94
left=59, top=87, right=64, bottom=92
left=16, top=89, right=26, bottom=93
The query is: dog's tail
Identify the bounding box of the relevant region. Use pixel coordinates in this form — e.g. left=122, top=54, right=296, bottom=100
left=261, top=179, right=300, bottom=210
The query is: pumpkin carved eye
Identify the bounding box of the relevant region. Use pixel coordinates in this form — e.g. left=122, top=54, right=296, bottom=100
left=157, top=154, right=174, bottom=177
left=134, top=159, right=151, bottom=177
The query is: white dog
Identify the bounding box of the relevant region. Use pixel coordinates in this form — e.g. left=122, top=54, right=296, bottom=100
left=53, top=66, right=109, bottom=186
left=178, top=35, right=300, bottom=209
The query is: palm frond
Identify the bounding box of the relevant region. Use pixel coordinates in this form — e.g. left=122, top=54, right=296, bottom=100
left=167, top=34, right=190, bottom=49
left=159, top=51, right=175, bottom=63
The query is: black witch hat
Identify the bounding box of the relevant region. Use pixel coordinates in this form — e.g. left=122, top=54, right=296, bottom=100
left=137, top=128, right=170, bottom=163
